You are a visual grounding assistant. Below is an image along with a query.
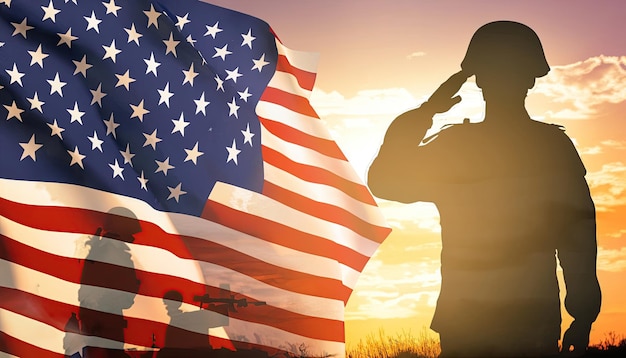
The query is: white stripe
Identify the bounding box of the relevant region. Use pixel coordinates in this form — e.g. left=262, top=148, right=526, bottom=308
left=263, top=162, right=387, bottom=228
left=340, top=263, right=362, bottom=290
left=0, top=216, right=346, bottom=320
left=0, top=178, right=184, bottom=235
left=261, top=123, right=365, bottom=186
left=256, top=100, right=334, bottom=141
left=0, top=178, right=351, bottom=284
left=268, top=70, right=313, bottom=98
left=209, top=182, right=379, bottom=257
left=0, top=261, right=344, bottom=353
left=275, top=39, right=319, bottom=75
left=0, top=351, right=19, bottom=358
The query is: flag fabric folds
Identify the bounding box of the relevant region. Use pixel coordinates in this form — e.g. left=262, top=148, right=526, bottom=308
left=0, top=1, right=391, bottom=357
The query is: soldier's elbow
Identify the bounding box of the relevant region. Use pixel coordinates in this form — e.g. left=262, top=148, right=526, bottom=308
left=367, top=166, right=385, bottom=197
left=367, top=163, right=395, bottom=200
left=367, top=168, right=408, bottom=203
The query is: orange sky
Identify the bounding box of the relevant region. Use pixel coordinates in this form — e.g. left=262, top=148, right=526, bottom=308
left=209, top=0, right=626, bottom=347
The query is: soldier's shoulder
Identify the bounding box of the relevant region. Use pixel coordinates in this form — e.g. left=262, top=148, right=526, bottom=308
left=530, top=120, right=574, bottom=143
left=530, top=120, right=587, bottom=172
left=531, top=120, right=566, bottom=132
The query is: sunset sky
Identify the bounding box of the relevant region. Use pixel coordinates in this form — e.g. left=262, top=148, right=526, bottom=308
left=209, top=0, right=626, bottom=347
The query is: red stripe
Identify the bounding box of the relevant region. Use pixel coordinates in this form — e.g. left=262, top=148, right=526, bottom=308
left=276, top=54, right=316, bottom=91
left=262, top=145, right=377, bottom=206
left=0, top=197, right=350, bottom=301
left=262, top=181, right=391, bottom=245
left=0, top=235, right=345, bottom=341
left=0, top=330, right=60, bottom=358
left=260, top=116, right=346, bottom=160
left=202, top=200, right=369, bottom=276
left=260, top=87, right=318, bottom=118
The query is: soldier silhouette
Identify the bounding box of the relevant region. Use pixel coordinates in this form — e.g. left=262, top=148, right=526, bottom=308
left=368, top=21, right=601, bottom=357
left=158, top=290, right=230, bottom=357
left=76, top=207, right=142, bottom=358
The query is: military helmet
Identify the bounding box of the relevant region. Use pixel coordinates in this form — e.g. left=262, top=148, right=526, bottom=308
left=103, top=206, right=142, bottom=239
left=461, top=21, right=550, bottom=78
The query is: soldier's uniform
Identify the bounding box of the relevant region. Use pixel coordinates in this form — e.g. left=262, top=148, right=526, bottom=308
left=412, top=119, right=598, bottom=356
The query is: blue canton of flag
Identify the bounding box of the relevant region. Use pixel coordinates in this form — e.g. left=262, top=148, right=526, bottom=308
left=0, top=0, right=274, bottom=216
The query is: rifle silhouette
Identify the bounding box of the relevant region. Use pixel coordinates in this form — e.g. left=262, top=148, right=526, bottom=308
left=193, top=294, right=266, bottom=312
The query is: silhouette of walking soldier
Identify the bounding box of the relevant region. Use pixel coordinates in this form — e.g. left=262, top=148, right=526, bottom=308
left=368, top=21, right=601, bottom=357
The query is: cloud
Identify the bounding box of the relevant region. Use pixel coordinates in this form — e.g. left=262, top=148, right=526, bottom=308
left=598, top=246, right=626, bottom=272
left=355, top=290, right=401, bottom=299
left=579, top=139, right=626, bottom=157
left=378, top=201, right=440, bottom=232
left=346, top=256, right=441, bottom=320
left=533, top=55, right=626, bottom=120
left=542, top=108, right=589, bottom=120
left=345, top=291, right=439, bottom=321
left=357, top=260, right=441, bottom=289
left=404, top=242, right=442, bottom=252
left=311, top=88, right=419, bottom=117
left=345, top=293, right=437, bottom=321
left=601, top=140, right=626, bottom=150
left=406, top=51, right=426, bottom=60
left=587, top=162, right=626, bottom=211
left=606, top=229, right=626, bottom=239
left=580, top=146, right=603, bottom=155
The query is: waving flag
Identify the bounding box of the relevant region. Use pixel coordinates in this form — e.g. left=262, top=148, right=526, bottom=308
left=0, top=1, right=390, bottom=357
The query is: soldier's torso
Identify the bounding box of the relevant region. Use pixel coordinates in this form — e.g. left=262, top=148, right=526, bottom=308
left=428, top=120, right=582, bottom=334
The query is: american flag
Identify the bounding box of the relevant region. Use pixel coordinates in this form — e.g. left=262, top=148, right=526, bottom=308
left=0, top=0, right=390, bottom=357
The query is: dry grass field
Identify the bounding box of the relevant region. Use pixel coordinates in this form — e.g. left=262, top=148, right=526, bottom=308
left=346, top=329, right=440, bottom=358
left=344, top=330, right=626, bottom=358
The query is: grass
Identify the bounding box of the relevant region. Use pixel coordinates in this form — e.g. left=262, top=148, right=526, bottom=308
left=346, top=328, right=440, bottom=358
left=584, top=331, right=626, bottom=357
left=345, top=330, right=626, bottom=358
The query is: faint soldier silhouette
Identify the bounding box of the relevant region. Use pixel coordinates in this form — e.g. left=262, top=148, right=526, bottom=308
left=158, top=290, right=230, bottom=357
left=368, top=21, right=601, bottom=357
left=76, top=207, right=142, bottom=358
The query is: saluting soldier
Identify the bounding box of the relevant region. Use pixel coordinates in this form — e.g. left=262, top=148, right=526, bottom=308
left=368, top=21, right=601, bottom=357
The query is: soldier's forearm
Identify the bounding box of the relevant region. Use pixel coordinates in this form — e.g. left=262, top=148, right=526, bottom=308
left=560, top=251, right=601, bottom=324
left=380, top=104, right=436, bottom=148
